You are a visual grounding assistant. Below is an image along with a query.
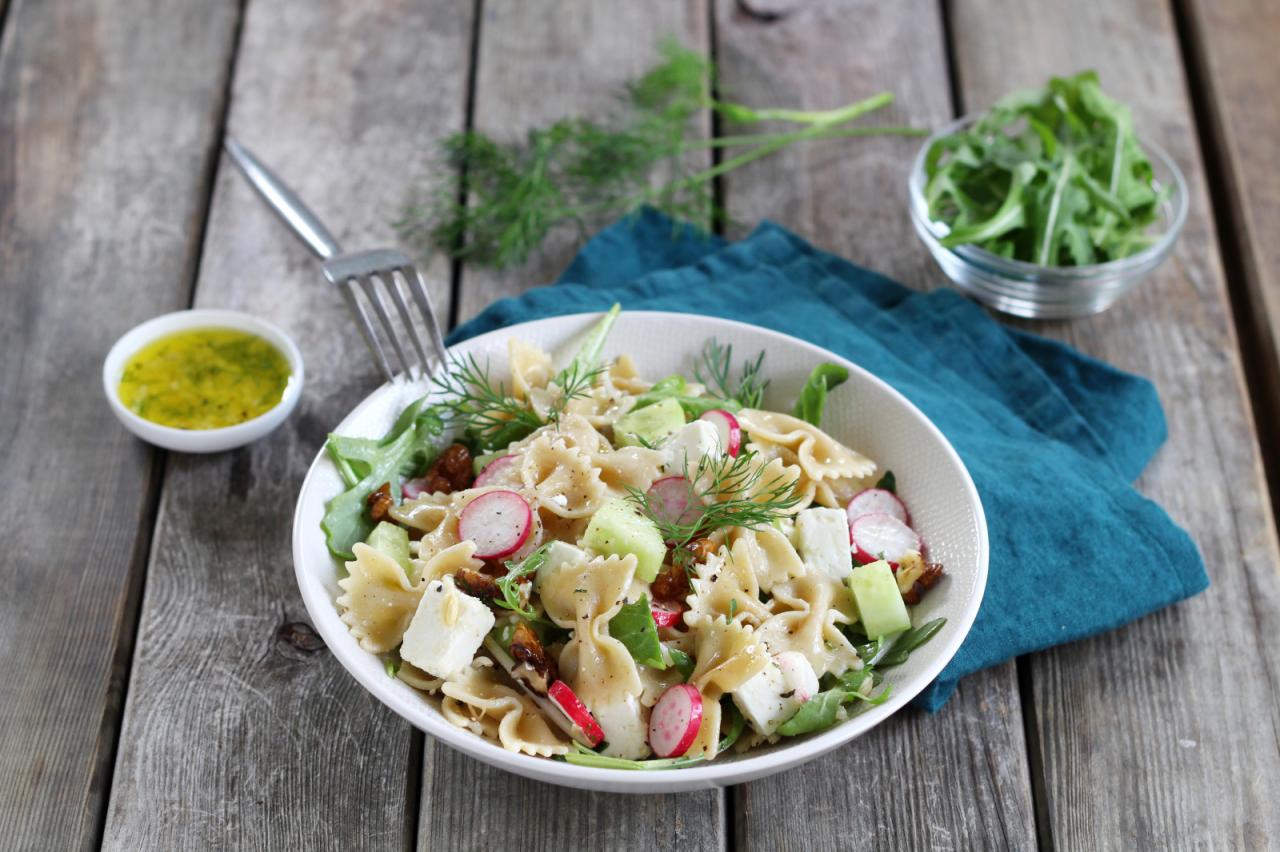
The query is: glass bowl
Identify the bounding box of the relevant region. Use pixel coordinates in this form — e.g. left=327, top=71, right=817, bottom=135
left=908, top=115, right=1188, bottom=319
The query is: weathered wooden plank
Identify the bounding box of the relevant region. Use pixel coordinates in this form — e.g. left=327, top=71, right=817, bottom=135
left=453, top=0, right=713, bottom=321
left=1180, top=0, right=1280, bottom=501
left=711, top=2, right=1038, bottom=849
left=950, top=1, right=1280, bottom=848
left=419, top=3, right=725, bottom=849
left=0, top=0, right=241, bottom=848
left=99, top=1, right=472, bottom=848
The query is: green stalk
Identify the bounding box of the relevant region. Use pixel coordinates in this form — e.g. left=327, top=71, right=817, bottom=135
left=687, top=125, right=926, bottom=149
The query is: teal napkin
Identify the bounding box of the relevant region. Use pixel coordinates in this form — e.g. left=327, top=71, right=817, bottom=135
left=449, top=209, right=1208, bottom=710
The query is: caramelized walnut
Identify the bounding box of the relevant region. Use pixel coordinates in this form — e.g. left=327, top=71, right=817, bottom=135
left=366, top=482, right=393, bottom=522
left=510, top=621, right=558, bottom=695
left=453, top=568, right=500, bottom=602
left=901, top=562, right=945, bottom=605
left=651, top=562, right=692, bottom=604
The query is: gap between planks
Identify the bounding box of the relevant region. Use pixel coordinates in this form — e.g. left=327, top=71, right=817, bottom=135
left=1167, top=0, right=1280, bottom=534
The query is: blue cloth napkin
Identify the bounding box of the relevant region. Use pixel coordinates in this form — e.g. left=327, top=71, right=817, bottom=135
left=449, top=209, right=1208, bottom=710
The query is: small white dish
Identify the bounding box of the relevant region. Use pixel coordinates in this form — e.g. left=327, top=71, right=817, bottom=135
left=103, top=308, right=304, bottom=453
left=292, top=311, right=988, bottom=793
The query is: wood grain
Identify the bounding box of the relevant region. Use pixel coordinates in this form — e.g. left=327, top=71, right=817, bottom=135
left=1179, top=0, right=1280, bottom=503
left=0, top=0, right=241, bottom=848
left=418, top=3, right=726, bottom=849
left=711, top=2, right=1038, bottom=848
left=950, top=1, right=1280, bottom=848
left=99, top=1, right=472, bottom=848
left=453, top=0, right=713, bottom=322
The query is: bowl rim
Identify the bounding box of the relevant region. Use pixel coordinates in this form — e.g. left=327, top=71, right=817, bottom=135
left=102, top=308, right=305, bottom=449
left=291, top=310, right=989, bottom=790
left=908, top=113, right=1188, bottom=280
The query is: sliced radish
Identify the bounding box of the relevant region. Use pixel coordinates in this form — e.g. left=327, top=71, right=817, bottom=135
left=651, top=605, right=683, bottom=629
left=774, top=651, right=819, bottom=703
left=457, top=489, right=532, bottom=559
left=548, top=680, right=605, bottom=747
left=851, top=511, right=921, bottom=567
left=474, top=454, right=517, bottom=487
left=698, top=409, right=742, bottom=457
left=846, top=487, right=909, bottom=526
left=646, top=476, right=702, bottom=528
left=402, top=476, right=430, bottom=500
left=648, top=683, right=703, bottom=758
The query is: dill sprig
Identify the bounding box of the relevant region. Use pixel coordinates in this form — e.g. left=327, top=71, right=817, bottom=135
left=626, top=449, right=802, bottom=565
left=396, top=41, right=924, bottom=269
left=431, top=353, right=606, bottom=451
left=695, top=339, right=769, bottom=409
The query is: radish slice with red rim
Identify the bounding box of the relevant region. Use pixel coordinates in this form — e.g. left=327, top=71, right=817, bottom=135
left=648, top=683, right=703, bottom=758
left=548, top=680, right=605, bottom=747
left=474, top=454, right=517, bottom=487
left=646, top=476, right=702, bottom=528
left=850, top=511, right=921, bottom=567
left=698, top=409, right=741, bottom=457
left=457, top=489, right=532, bottom=559
left=651, top=605, right=683, bottom=629
left=846, top=487, right=909, bottom=526
left=402, top=476, right=430, bottom=500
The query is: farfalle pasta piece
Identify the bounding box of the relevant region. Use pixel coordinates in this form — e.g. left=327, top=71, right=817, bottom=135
left=508, top=338, right=555, bottom=400
left=441, top=659, right=570, bottom=757
left=737, top=408, right=876, bottom=483
left=686, top=545, right=773, bottom=627
left=757, top=574, right=862, bottom=677
left=729, top=524, right=806, bottom=593
left=550, top=554, right=649, bottom=758
left=684, top=617, right=769, bottom=759
left=416, top=540, right=484, bottom=585
left=337, top=543, right=424, bottom=653
left=606, top=354, right=651, bottom=394
left=519, top=433, right=608, bottom=519
left=726, top=453, right=813, bottom=515
left=396, top=660, right=444, bottom=693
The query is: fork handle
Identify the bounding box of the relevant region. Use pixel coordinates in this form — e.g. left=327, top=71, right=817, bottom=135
left=223, top=137, right=342, bottom=260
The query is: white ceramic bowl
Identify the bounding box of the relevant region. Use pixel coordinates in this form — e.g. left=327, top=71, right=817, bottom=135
left=292, top=311, right=988, bottom=792
left=103, top=308, right=304, bottom=453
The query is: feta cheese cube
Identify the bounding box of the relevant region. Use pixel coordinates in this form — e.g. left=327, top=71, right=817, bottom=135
left=534, top=540, right=587, bottom=592
left=733, top=659, right=806, bottom=735
left=796, top=507, right=853, bottom=581
left=400, top=575, right=494, bottom=678
left=662, top=420, right=721, bottom=473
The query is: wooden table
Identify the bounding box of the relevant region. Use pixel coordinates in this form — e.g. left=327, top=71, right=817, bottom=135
left=3, top=0, right=1278, bottom=849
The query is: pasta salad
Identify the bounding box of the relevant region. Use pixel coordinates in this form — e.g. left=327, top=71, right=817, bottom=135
left=322, top=307, right=945, bottom=769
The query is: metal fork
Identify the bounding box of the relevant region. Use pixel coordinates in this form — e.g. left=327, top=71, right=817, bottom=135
left=223, top=137, right=447, bottom=384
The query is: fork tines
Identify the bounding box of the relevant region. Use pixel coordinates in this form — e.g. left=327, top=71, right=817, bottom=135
left=321, top=249, right=448, bottom=384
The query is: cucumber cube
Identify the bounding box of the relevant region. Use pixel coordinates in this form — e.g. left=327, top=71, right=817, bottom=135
left=847, top=560, right=911, bottom=639
left=583, top=498, right=666, bottom=582
left=614, top=397, right=686, bottom=448
left=365, top=521, right=413, bottom=579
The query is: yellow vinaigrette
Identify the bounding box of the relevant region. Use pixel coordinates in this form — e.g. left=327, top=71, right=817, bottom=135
left=118, top=328, right=292, bottom=430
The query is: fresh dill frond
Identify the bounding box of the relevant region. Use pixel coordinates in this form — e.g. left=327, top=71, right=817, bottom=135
left=547, top=361, right=607, bottom=426
left=431, top=353, right=608, bottom=449
left=695, top=339, right=769, bottom=409
left=395, top=40, right=922, bottom=270
left=430, top=353, right=544, bottom=449
left=626, top=448, right=802, bottom=563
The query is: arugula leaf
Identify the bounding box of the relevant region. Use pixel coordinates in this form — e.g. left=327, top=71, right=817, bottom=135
left=875, top=470, right=896, bottom=493
left=665, top=646, right=695, bottom=681
left=792, top=362, right=850, bottom=426
left=876, top=617, right=946, bottom=669
left=924, top=70, right=1162, bottom=266
left=608, top=595, right=666, bottom=668
left=321, top=408, right=446, bottom=561
left=776, top=681, right=892, bottom=736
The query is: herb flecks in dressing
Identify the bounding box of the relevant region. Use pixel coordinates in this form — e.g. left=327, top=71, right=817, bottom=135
left=118, top=327, right=291, bottom=430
